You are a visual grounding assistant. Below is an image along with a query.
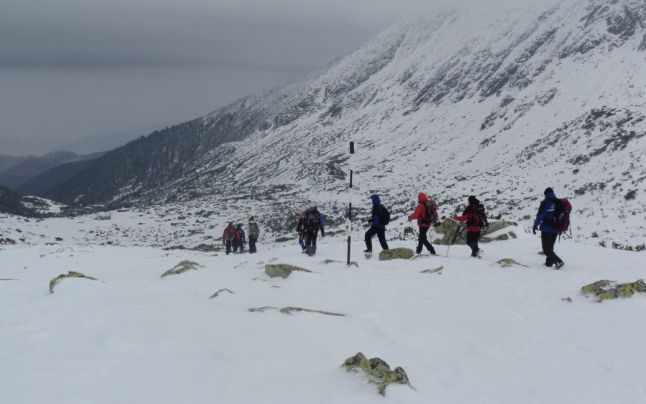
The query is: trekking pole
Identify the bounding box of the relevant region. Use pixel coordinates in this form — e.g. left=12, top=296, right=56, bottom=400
left=446, top=223, right=462, bottom=257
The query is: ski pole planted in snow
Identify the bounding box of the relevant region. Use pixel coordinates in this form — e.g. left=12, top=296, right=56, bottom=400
left=446, top=222, right=463, bottom=257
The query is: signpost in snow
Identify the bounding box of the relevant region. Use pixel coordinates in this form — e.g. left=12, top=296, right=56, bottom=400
left=347, top=141, right=355, bottom=266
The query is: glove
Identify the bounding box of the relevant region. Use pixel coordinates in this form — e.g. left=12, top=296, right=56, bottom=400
left=532, top=226, right=537, bottom=235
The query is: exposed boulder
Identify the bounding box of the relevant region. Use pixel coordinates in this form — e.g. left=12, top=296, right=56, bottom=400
left=161, top=260, right=202, bottom=278
left=49, top=271, right=99, bottom=294
left=497, top=258, right=529, bottom=268
left=433, top=218, right=516, bottom=245
left=581, top=279, right=646, bottom=302
left=264, top=264, right=312, bottom=278
left=342, top=352, right=411, bottom=396
left=420, top=266, right=444, bottom=274
left=248, top=306, right=345, bottom=316
left=209, top=288, right=234, bottom=299
left=379, top=247, right=415, bottom=261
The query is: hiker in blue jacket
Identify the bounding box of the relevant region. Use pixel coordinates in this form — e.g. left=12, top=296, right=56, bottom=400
left=364, top=194, right=389, bottom=253
left=533, top=187, right=564, bottom=269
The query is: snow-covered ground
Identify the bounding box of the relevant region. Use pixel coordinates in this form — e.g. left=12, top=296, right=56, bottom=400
left=2, top=219, right=645, bottom=404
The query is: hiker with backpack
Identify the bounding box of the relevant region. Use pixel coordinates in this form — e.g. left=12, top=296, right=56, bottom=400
left=297, top=206, right=325, bottom=256
left=234, top=223, right=246, bottom=253
left=364, top=194, right=390, bottom=254
left=452, top=195, right=488, bottom=258
left=222, top=222, right=237, bottom=255
left=248, top=216, right=260, bottom=254
left=407, top=192, right=437, bottom=255
left=533, top=187, right=567, bottom=269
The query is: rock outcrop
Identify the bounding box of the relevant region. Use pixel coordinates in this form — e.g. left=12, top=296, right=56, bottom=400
left=379, top=248, right=415, bottom=261
left=581, top=279, right=646, bottom=301
left=49, top=271, right=99, bottom=294
left=342, top=352, right=410, bottom=396
left=161, top=260, right=201, bottom=278
left=264, top=264, right=312, bottom=278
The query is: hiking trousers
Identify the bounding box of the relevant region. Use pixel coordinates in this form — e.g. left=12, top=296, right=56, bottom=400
left=225, top=240, right=232, bottom=255
left=365, top=226, right=388, bottom=251
left=466, top=231, right=481, bottom=256
left=541, top=232, right=563, bottom=266
left=416, top=227, right=436, bottom=254
left=305, top=228, right=319, bottom=256
left=249, top=236, right=257, bottom=253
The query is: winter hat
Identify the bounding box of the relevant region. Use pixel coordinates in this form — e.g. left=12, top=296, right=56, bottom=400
left=468, top=195, right=477, bottom=205
left=249, top=216, right=255, bottom=221
left=417, top=192, right=428, bottom=203
left=228, top=222, right=233, bottom=226
left=544, top=187, right=554, bottom=195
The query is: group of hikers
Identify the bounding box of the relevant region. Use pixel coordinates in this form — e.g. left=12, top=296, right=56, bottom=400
left=363, top=187, right=569, bottom=268
left=221, top=217, right=260, bottom=255
left=222, top=187, right=570, bottom=268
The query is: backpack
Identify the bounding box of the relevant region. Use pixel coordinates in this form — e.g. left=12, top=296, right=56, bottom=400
left=475, top=203, right=488, bottom=228
left=304, top=208, right=319, bottom=229
left=378, top=205, right=391, bottom=225
left=554, top=198, right=572, bottom=235
left=420, top=200, right=438, bottom=225
left=466, top=203, right=488, bottom=228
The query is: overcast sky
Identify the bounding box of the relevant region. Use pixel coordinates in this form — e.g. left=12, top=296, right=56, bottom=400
left=0, top=0, right=457, bottom=156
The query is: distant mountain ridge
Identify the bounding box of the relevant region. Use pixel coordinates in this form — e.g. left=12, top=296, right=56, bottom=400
left=44, top=0, right=646, bottom=246
left=0, top=151, right=102, bottom=193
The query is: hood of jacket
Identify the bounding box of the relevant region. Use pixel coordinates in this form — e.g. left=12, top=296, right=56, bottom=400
left=371, top=194, right=381, bottom=206
left=417, top=192, right=428, bottom=203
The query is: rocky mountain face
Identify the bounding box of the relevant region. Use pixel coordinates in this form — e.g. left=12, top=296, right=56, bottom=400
left=45, top=0, right=646, bottom=247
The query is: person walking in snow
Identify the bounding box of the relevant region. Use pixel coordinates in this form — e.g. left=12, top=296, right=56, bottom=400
left=452, top=195, right=487, bottom=258
left=298, top=206, right=325, bottom=256
left=533, top=187, right=565, bottom=269
left=222, top=222, right=237, bottom=255
left=234, top=223, right=246, bottom=253
left=364, top=194, right=389, bottom=254
left=407, top=192, right=437, bottom=255
left=248, top=216, right=260, bottom=254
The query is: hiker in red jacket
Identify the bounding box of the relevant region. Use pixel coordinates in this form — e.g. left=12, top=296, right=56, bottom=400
left=222, top=222, right=237, bottom=255
left=452, top=195, right=487, bottom=258
left=407, top=192, right=436, bottom=255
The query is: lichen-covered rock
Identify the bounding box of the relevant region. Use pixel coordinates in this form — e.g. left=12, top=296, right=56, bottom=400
left=264, top=264, right=312, bottom=278
left=433, top=218, right=516, bottom=245
left=49, top=271, right=99, bottom=294
left=421, top=266, right=444, bottom=274
left=497, top=258, right=529, bottom=268
left=342, top=352, right=410, bottom=396
left=248, top=306, right=345, bottom=316
left=581, top=279, right=646, bottom=301
left=379, top=248, right=415, bottom=261
left=161, top=260, right=201, bottom=278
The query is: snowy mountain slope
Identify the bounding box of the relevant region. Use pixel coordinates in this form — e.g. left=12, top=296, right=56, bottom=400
left=46, top=0, right=646, bottom=247
left=1, top=230, right=646, bottom=404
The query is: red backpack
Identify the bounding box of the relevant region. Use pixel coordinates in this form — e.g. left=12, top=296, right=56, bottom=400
left=554, top=198, right=572, bottom=235
left=420, top=199, right=438, bottom=224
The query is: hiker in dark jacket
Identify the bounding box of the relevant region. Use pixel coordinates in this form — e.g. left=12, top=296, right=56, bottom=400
left=364, top=194, right=389, bottom=253
left=222, top=222, right=237, bottom=255
left=234, top=224, right=246, bottom=253
left=533, top=187, right=564, bottom=269
left=452, top=195, right=486, bottom=258
left=298, top=207, right=325, bottom=256
left=248, top=217, right=260, bottom=254
left=407, top=192, right=436, bottom=255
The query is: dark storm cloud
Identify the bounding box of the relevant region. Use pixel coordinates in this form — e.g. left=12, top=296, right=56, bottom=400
left=0, top=0, right=467, bottom=155
left=0, top=0, right=439, bottom=72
